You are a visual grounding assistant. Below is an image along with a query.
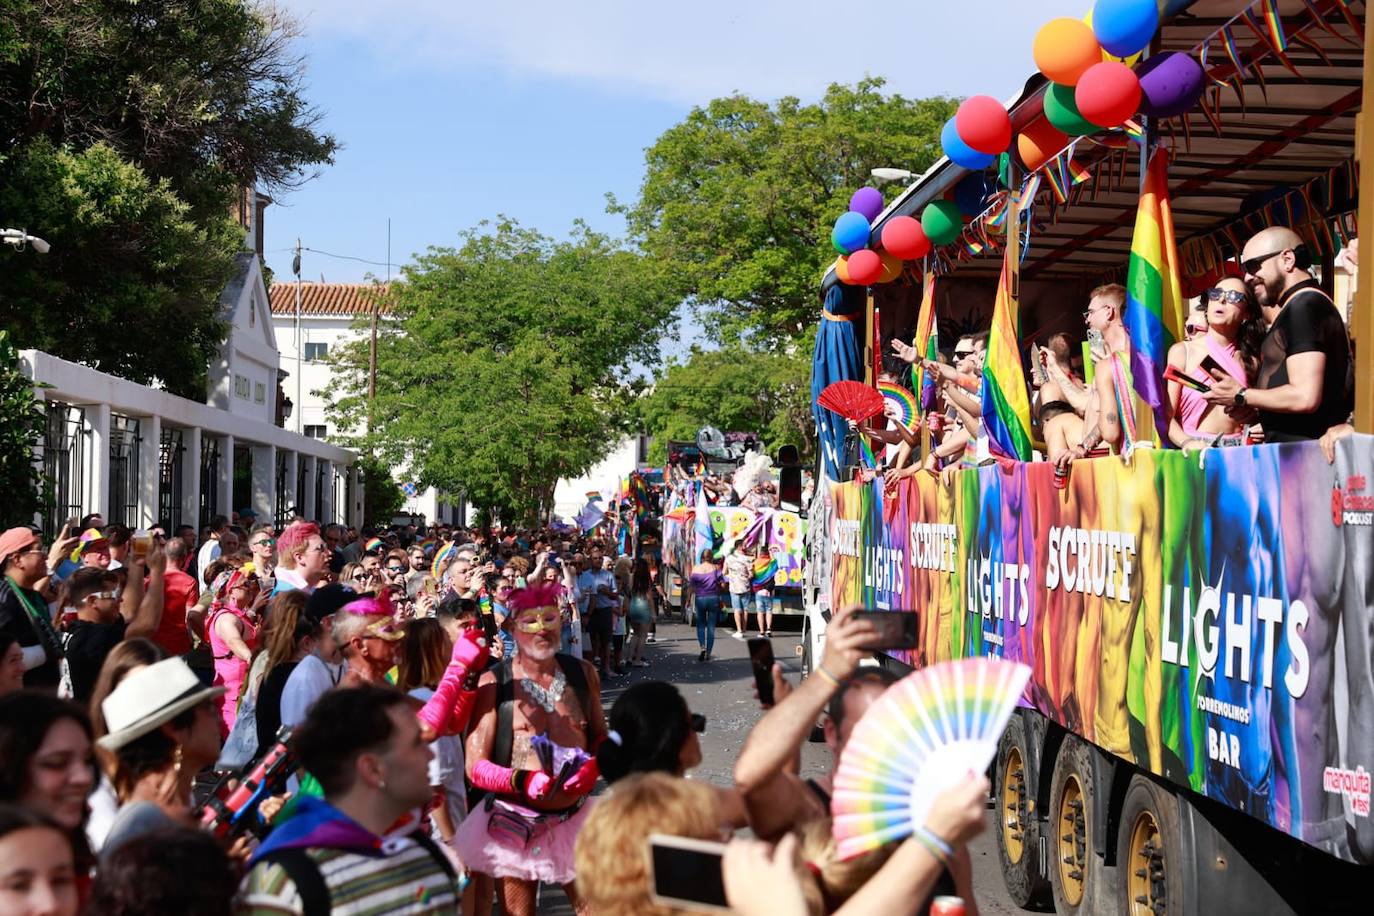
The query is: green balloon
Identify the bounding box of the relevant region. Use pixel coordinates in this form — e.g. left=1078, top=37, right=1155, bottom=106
left=922, top=199, right=963, bottom=247
left=1043, top=82, right=1098, bottom=137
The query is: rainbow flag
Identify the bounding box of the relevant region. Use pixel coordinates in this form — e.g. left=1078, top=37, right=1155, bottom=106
left=979, top=252, right=1033, bottom=461
left=913, top=272, right=939, bottom=414
left=751, top=554, right=778, bottom=591
left=1124, top=148, right=1186, bottom=444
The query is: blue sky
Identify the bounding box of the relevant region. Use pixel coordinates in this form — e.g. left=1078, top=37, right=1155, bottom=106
left=267, top=0, right=1091, bottom=288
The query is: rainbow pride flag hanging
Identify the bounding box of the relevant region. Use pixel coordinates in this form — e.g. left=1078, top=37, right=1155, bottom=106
left=913, top=272, right=940, bottom=414
left=1124, top=148, right=1186, bottom=444
left=979, top=251, right=1033, bottom=461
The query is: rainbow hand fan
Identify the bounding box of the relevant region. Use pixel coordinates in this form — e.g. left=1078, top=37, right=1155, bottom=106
left=877, top=381, right=918, bottom=430
left=830, top=656, right=1031, bottom=860
left=818, top=381, right=885, bottom=423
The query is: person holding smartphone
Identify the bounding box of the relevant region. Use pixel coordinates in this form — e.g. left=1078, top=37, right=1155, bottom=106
left=1167, top=276, right=1263, bottom=452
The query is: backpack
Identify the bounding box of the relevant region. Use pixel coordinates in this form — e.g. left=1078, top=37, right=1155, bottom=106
left=254, top=833, right=457, bottom=916
left=491, top=653, right=592, bottom=768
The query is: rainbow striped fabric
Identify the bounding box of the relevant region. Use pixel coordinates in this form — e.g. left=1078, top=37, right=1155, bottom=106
left=979, top=252, right=1033, bottom=461
left=913, top=272, right=939, bottom=414
left=1124, top=148, right=1186, bottom=444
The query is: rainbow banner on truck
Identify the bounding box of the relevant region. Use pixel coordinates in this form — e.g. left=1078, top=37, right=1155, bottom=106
left=829, top=436, right=1374, bottom=864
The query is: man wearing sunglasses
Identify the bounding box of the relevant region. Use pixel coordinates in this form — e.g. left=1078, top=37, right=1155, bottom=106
left=64, top=549, right=166, bottom=702
left=1202, top=227, right=1353, bottom=442
left=248, top=524, right=276, bottom=581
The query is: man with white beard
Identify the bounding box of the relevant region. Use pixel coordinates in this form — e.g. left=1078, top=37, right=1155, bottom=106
left=452, top=582, right=607, bottom=916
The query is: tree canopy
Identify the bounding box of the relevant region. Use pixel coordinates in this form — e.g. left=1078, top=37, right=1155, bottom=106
left=325, top=220, right=682, bottom=524
left=614, top=78, right=956, bottom=343
left=0, top=0, right=336, bottom=397
left=635, top=337, right=815, bottom=464
left=615, top=79, right=955, bottom=462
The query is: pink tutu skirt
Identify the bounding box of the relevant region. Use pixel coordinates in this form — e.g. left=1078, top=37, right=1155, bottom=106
left=451, top=797, right=595, bottom=885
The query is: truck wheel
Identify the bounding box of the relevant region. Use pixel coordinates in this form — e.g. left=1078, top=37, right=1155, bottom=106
left=995, top=714, right=1052, bottom=908
left=1116, top=775, right=1183, bottom=916
left=1049, top=736, right=1099, bottom=915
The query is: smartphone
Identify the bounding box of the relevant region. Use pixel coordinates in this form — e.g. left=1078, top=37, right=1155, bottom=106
left=748, top=638, right=776, bottom=706
left=1199, top=354, right=1232, bottom=381
left=852, top=610, right=920, bottom=651
left=648, top=835, right=730, bottom=913
left=1086, top=328, right=1107, bottom=360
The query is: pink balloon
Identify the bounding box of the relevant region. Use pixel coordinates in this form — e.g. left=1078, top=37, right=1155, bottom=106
left=880, top=216, right=931, bottom=261
left=955, top=96, right=1012, bottom=155
left=846, top=249, right=883, bottom=285
left=1075, top=61, right=1142, bottom=128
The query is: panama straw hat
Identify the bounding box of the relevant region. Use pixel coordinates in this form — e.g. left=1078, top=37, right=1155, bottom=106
left=98, top=657, right=224, bottom=751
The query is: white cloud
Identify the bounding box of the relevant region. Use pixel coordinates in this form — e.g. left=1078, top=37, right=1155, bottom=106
left=280, top=0, right=1090, bottom=104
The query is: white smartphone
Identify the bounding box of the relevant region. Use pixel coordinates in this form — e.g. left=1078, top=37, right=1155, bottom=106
left=647, top=834, right=731, bottom=913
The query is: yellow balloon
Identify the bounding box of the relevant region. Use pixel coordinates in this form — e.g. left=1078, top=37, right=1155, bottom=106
left=877, top=251, right=904, bottom=283
left=1084, top=8, right=1142, bottom=66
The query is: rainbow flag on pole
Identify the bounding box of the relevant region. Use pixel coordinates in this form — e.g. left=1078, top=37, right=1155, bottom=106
left=980, top=252, right=1033, bottom=461
left=913, top=272, right=939, bottom=414
left=1124, top=148, right=1186, bottom=443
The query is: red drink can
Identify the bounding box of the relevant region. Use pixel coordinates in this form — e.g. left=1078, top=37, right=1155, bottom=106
left=1053, top=463, right=1069, bottom=490
left=930, top=897, right=966, bottom=916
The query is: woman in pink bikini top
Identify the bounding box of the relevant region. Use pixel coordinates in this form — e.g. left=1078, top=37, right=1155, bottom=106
left=1165, top=275, right=1264, bottom=452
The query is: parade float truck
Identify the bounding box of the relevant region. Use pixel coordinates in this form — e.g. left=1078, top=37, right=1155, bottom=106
left=659, top=439, right=809, bottom=622
left=804, top=2, right=1374, bottom=912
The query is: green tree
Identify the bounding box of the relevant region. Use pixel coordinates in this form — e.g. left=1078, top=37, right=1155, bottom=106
left=360, top=457, right=405, bottom=528
left=325, top=220, right=681, bottom=525
left=614, top=78, right=956, bottom=343
left=0, top=0, right=336, bottom=396
left=637, top=337, right=816, bottom=464
left=0, top=330, right=48, bottom=527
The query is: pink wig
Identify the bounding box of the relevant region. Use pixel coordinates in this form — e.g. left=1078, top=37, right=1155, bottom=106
left=277, top=521, right=321, bottom=562
left=340, top=588, right=394, bottom=618
left=507, top=582, right=562, bottom=613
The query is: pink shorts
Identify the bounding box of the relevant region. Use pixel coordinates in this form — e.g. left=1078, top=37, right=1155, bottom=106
left=451, top=798, right=595, bottom=885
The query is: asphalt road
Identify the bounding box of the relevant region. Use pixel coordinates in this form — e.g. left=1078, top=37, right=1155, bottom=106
left=535, top=616, right=1034, bottom=915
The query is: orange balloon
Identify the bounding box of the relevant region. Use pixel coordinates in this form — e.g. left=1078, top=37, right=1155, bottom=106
left=1017, top=119, right=1069, bottom=172
left=877, top=251, right=903, bottom=283
left=1033, top=18, right=1103, bottom=86
left=834, top=255, right=853, bottom=285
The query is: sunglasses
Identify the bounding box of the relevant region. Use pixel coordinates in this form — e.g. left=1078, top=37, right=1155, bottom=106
left=1185, top=323, right=1205, bottom=335
left=953, top=348, right=974, bottom=358
left=690, top=713, right=707, bottom=734
left=385, top=565, right=406, bottom=573
left=252, top=538, right=275, bottom=548
left=1241, top=249, right=1287, bottom=275
left=1203, top=287, right=1248, bottom=306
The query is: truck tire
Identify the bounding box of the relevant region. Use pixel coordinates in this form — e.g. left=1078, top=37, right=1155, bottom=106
left=1115, top=774, right=1183, bottom=916
left=1049, top=736, right=1100, bottom=916
left=994, top=714, right=1052, bottom=909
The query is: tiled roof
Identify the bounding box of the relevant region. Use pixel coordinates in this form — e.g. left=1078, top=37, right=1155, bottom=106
left=268, top=282, right=391, bottom=316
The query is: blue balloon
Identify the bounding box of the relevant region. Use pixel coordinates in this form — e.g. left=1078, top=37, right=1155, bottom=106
left=831, top=211, right=871, bottom=255
left=1160, top=0, right=1195, bottom=17
left=1093, top=0, right=1160, bottom=58
left=941, top=118, right=995, bottom=171
left=954, top=173, right=993, bottom=217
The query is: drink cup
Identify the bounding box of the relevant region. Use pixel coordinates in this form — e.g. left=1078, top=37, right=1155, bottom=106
left=131, top=528, right=151, bottom=559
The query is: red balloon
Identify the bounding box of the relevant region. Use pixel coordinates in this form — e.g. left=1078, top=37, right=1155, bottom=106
left=846, top=249, right=883, bottom=285
left=955, top=96, right=1012, bottom=155
left=1074, top=61, right=1142, bottom=128
left=880, top=216, right=931, bottom=261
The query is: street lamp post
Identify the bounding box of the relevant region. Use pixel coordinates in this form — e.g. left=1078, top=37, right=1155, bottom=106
left=0, top=229, right=51, bottom=253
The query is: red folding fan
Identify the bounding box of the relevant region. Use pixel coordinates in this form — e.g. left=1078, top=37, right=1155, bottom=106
left=818, top=381, right=885, bottom=422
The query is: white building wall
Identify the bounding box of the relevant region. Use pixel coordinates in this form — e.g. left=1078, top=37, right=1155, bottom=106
left=22, top=350, right=358, bottom=531
left=553, top=435, right=649, bottom=522
left=270, top=310, right=459, bottom=525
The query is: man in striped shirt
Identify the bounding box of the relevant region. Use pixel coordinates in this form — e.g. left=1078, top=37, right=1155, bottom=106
left=235, top=686, right=460, bottom=915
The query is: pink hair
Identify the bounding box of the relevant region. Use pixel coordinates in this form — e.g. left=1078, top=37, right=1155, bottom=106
left=507, top=582, right=562, bottom=613
left=340, top=588, right=394, bottom=618
left=277, top=521, right=320, bottom=563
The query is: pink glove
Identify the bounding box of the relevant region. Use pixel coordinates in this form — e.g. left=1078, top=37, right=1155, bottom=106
left=469, top=760, right=555, bottom=801
left=416, top=628, right=489, bottom=735
left=452, top=625, right=490, bottom=669
left=561, top=757, right=600, bottom=797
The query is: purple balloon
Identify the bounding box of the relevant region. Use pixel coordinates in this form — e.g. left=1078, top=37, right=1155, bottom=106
left=849, top=187, right=885, bottom=222
left=1136, top=52, right=1205, bottom=119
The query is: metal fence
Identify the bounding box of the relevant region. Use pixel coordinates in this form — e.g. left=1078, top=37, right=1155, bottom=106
left=41, top=402, right=86, bottom=538
left=159, top=427, right=185, bottom=530
left=200, top=437, right=221, bottom=530
left=107, top=414, right=141, bottom=528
